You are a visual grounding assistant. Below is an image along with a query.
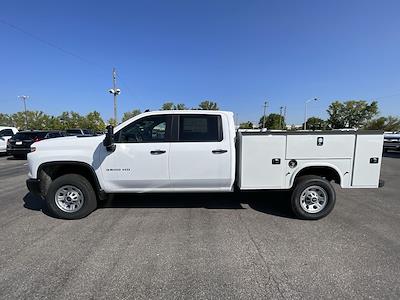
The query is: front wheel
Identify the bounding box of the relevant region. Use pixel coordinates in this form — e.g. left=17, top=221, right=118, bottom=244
left=45, top=174, right=97, bottom=219
left=291, top=175, right=336, bottom=220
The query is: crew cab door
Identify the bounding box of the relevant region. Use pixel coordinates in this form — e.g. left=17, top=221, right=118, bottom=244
left=169, top=114, right=232, bottom=191
left=99, top=115, right=171, bottom=192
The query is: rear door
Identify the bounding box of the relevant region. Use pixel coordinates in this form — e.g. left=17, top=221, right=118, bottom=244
left=169, top=114, right=232, bottom=191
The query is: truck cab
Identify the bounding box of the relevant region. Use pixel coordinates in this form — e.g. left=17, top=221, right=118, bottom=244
left=99, top=111, right=236, bottom=192
left=26, top=110, right=384, bottom=220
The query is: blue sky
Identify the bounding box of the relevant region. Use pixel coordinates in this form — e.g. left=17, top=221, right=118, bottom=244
left=1, top=0, right=399, bottom=124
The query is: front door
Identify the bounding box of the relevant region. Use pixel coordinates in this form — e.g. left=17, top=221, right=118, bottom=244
left=100, top=115, right=171, bottom=192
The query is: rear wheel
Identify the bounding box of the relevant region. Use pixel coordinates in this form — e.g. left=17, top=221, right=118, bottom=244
left=45, top=174, right=97, bottom=219
left=291, top=175, right=336, bottom=220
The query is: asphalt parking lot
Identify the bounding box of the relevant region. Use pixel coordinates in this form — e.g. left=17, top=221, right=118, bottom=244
left=0, top=153, right=399, bottom=299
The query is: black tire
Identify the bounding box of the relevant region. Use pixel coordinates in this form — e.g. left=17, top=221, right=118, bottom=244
left=45, top=174, right=97, bottom=219
left=291, top=175, right=336, bottom=220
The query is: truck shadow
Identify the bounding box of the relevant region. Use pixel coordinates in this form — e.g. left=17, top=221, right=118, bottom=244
left=23, top=190, right=295, bottom=219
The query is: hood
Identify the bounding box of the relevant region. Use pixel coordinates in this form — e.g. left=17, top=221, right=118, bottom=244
left=32, top=135, right=105, bottom=151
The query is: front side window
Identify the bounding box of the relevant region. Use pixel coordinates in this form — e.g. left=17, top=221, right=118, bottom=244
left=178, top=115, right=222, bottom=142
left=117, top=115, right=167, bottom=143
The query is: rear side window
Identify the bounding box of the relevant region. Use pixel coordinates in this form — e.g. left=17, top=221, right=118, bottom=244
left=0, top=129, right=14, bottom=136
left=178, top=115, right=222, bottom=142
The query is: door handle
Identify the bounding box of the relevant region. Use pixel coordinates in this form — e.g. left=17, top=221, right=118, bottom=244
left=212, top=149, right=228, bottom=154
left=150, top=150, right=166, bottom=155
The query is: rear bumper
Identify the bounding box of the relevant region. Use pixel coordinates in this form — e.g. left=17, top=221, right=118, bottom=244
left=7, top=148, right=31, bottom=155
left=26, top=178, right=41, bottom=196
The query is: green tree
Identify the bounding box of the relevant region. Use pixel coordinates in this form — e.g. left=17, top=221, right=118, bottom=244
left=161, top=102, right=187, bottom=110
left=174, top=103, right=187, bottom=110
left=11, top=111, right=52, bottom=130
left=327, top=100, right=379, bottom=129
left=122, top=109, right=141, bottom=122
left=0, top=113, right=13, bottom=126
left=259, top=113, right=286, bottom=129
left=57, top=111, right=85, bottom=129
left=364, top=116, right=400, bottom=131
left=239, top=121, right=254, bottom=129
left=107, top=118, right=117, bottom=126
left=161, top=102, right=175, bottom=110
left=83, top=111, right=106, bottom=132
left=303, top=117, right=327, bottom=130
left=198, top=100, right=219, bottom=110
left=47, top=116, right=63, bottom=130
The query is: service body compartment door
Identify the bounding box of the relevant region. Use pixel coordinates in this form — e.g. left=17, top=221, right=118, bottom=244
left=239, top=135, right=286, bottom=189
left=286, top=134, right=355, bottom=159
left=352, top=134, right=383, bottom=187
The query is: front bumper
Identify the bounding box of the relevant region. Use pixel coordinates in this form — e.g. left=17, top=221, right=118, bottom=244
left=26, top=178, right=41, bottom=196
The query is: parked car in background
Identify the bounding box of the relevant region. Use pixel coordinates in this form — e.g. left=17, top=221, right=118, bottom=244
left=7, top=130, right=65, bottom=159
left=0, top=126, right=18, bottom=154
left=66, top=129, right=95, bottom=136
left=383, top=132, right=400, bottom=152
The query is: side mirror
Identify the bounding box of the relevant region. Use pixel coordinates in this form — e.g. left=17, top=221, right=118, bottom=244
left=103, top=125, right=116, bottom=152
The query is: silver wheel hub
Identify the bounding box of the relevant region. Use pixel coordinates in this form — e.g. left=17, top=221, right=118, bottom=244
left=300, top=185, right=328, bottom=213
left=55, top=185, right=84, bottom=213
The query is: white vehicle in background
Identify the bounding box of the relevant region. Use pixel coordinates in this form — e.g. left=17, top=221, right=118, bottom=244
left=0, top=126, right=18, bottom=154
left=26, top=111, right=384, bottom=220
left=383, top=132, right=400, bottom=152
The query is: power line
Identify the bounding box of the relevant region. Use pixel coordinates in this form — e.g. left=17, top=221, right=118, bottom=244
left=0, top=18, right=135, bottom=98
left=0, top=19, right=101, bottom=69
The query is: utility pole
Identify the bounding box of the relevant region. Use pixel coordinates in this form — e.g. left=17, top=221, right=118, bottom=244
left=279, top=106, right=283, bottom=129
left=262, top=101, right=269, bottom=129
left=112, top=68, right=117, bottom=123
left=283, top=106, right=287, bottom=129
left=108, top=67, right=121, bottom=125
left=18, top=95, right=29, bottom=129
left=304, top=98, right=318, bottom=130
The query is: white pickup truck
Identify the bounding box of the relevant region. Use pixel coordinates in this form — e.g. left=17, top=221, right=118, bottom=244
left=26, top=110, right=384, bottom=220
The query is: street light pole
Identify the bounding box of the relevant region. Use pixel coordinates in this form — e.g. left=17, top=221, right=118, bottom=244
left=18, top=95, right=29, bottom=129
left=304, top=97, right=318, bottom=130
left=263, top=101, right=268, bottom=129
left=113, top=68, right=117, bottom=123
left=108, top=67, right=121, bottom=125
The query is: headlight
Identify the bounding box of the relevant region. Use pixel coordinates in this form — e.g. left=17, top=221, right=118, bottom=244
left=30, top=147, right=36, bottom=152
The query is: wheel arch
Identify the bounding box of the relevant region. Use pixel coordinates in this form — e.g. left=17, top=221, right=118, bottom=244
left=37, top=161, right=105, bottom=199
left=290, top=164, right=342, bottom=188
